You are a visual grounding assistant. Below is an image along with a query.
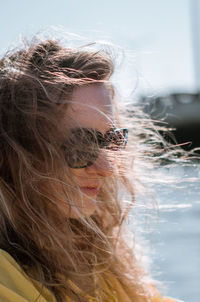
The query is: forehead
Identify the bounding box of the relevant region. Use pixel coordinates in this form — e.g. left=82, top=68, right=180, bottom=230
left=64, top=84, right=115, bottom=133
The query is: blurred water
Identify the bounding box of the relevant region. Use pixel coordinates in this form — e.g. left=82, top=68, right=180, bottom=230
left=131, top=164, right=200, bottom=302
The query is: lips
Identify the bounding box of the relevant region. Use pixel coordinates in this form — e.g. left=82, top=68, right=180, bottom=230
left=80, top=186, right=100, bottom=196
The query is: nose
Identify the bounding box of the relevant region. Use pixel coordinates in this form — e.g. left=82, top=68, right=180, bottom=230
left=85, top=150, right=113, bottom=178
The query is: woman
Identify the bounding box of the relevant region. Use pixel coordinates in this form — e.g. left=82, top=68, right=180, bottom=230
left=0, top=38, right=179, bottom=302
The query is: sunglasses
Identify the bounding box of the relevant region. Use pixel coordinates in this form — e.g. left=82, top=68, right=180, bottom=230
left=63, top=127, right=128, bottom=169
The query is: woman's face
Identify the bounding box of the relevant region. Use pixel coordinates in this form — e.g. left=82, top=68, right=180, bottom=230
left=62, top=84, right=115, bottom=218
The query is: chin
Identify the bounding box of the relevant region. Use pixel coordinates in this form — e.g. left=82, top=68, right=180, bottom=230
left=69, top=195, right=97, bottom=218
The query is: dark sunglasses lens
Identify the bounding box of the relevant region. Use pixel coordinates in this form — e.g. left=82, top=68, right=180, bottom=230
left=65, top=149, right=98, bottom=168
left=64, top=128, right=100, bottom=168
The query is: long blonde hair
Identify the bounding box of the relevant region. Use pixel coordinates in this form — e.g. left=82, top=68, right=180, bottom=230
left=0, top=38, right=157, bottom=301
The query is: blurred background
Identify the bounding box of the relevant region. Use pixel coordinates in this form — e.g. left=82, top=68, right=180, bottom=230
left=1, top=1, right=200, bottom=301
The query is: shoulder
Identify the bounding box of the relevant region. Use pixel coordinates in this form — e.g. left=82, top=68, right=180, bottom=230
left=0, top=249, right=55, bottom=302
left=100, top=270, right=183, bottom=302
left=159, top=298, right=184, bottom=302
left=151, top=285, right=184, bottom=302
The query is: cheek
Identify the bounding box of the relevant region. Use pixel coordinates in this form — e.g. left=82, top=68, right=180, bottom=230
left=106, top=149, right=126, bottom=174
left=69, top=168, right=86, bottom=183
left=71, top=194, right=97, bottom=218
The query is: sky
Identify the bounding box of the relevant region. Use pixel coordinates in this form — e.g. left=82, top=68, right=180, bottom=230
left=0, top=0, right=197, bottom=97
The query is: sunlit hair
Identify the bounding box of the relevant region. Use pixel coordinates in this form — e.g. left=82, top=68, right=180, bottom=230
left=0, top=37, right=161, bottom=302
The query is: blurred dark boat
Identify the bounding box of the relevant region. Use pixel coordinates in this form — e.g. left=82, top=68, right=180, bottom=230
left=141, top=92, right=200, bottom=152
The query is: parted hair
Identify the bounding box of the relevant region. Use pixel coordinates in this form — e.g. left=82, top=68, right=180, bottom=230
left=0, top=38, right=153, bottom=302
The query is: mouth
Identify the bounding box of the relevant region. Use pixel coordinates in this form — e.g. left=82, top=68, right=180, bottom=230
left=80, top=186, right=100, bottom=196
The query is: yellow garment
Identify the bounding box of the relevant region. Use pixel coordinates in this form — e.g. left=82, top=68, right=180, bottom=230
left=0, top=249, right=182, bottom=302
